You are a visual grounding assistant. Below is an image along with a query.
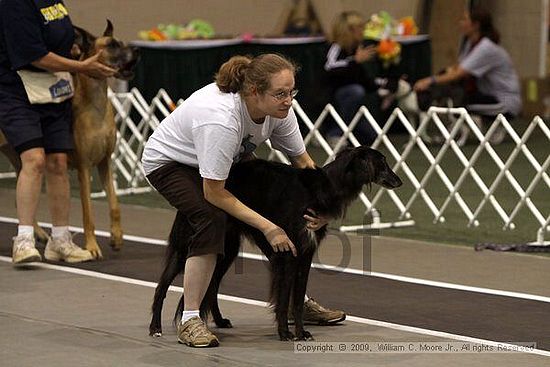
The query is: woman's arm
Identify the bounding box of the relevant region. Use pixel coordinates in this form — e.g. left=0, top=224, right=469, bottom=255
left=31, top=51, right=116, bottom=79
left=414, top=65, right=469, bottom=92
left=288, top=151, right=330, bottom=230
left=203, top=178, right=297, bottom=256
left=289, top=151, right=316, bottom=169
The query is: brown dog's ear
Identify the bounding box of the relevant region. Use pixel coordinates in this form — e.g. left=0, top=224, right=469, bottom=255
left=73, top=25, right=95, bottom=57
left=103, top=19, right=114, bottom=37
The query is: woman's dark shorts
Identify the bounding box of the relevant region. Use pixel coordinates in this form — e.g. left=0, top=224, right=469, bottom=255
left=146, top=162, right=227, bottom=258
left=0, top=80, right=73, bottom=155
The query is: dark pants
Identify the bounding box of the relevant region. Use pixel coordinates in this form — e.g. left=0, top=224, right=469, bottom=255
left=146, top=162, right=227, bottom=257
left=417, top=83, right=514, bottom=121
left=329, top=84, right=377, bottom=146
left=0, top=74, right=73, bottom=154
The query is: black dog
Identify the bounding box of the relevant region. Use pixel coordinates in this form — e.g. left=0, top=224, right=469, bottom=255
left=149, top=146, right=402, bottom=341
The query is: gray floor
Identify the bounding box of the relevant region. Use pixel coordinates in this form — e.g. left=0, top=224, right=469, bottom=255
left=0, top=188, right=549, bottom=366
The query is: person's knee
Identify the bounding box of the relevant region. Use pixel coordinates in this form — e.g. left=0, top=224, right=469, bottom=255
left=45, top=153, right=68, bottom=176
left=335, top=84, right=366, bottom=104
left=348, top=84, right=367, bottom=100
left=20, top=149, right=46, bottom=175
left=207, top=207, right=227, bottom=231
left=188, top=206, right=227, bottom=255
left=193, top=206, right=227, bottom=235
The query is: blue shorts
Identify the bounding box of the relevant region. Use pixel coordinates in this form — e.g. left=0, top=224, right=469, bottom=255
left=0, top=77, right=73, bottom=155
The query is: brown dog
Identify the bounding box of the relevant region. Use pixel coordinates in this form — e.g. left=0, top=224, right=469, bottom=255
left=0, top=20, right=139, bottom=259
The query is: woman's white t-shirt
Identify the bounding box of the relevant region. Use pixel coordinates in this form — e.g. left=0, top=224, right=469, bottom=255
left=141, top=83, right=306, bottom=180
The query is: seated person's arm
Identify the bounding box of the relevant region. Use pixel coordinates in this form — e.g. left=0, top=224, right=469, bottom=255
left=325, top=44, right=377, bottom=91
left=414, top=65, right=469, bottom=92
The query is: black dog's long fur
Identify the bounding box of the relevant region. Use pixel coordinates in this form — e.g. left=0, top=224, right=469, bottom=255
left=149, top=146, right=402, bottom=341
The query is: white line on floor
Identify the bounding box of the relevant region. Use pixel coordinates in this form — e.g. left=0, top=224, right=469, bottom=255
left=0, top=255, right=548, bottom=357
left=2, top=216, right=549, bottom=304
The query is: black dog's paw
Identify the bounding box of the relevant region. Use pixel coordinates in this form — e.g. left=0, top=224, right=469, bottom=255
left=295, top=330, right=314, bottom=341
left=149, top=327, right=162, bottom=337
left=278, top=330, right=296, bottom=341
left=215, top=318, right=233, bottom=328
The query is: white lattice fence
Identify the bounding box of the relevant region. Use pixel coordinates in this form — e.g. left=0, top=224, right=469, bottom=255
left=90, top=87, right=183, bottom=198
left=291, top=100, right=549, bottom=244
left=2, top=88, right=547, bottom=244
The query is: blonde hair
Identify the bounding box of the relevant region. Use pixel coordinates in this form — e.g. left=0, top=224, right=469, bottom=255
left=331, top=11, right=365, bottom=53
left=215, top=53, right=298, bottom=94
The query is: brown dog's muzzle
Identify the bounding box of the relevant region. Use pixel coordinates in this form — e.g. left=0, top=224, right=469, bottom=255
left=113, top=46, right=140, bottom=80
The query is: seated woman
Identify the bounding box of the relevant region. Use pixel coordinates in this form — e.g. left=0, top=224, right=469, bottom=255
left=323, top=11, right=381, bottom=147
left=414, top=7, right=522, bottom=144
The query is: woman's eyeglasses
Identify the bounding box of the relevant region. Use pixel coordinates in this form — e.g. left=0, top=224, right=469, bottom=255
left=269, top=89, right=299, bottom=101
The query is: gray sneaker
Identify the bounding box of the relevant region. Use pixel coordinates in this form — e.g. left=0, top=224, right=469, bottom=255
left=12, top=233, right=42, bottom=264
left=44, top=232, right=93, bottom=263
left=289, top=298, right=346, bottom=325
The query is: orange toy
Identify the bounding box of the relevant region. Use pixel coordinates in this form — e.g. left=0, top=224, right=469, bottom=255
left=149, top=28, right=167, bottom=41
left=377, top=38, right=401, bottom=67
left=399, top=16, right=418, bottom=36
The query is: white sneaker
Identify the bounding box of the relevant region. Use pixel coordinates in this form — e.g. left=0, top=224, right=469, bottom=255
left=488, top=125, right=507, bottom=145
left=44, top=232, right=93, bottom=263
left=12, top=233, right=42, bottom=264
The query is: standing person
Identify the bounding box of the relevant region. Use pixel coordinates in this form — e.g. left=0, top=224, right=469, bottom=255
left=142, top=53, right=346, bottom=348
left=414, top=7, right=521, bottom=143
left=324, top=11, right=383, bottom=147
left=0, top=0, right=116, bottom=264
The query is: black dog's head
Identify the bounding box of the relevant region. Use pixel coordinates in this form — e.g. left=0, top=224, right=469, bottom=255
left=329, top=146, right=403, bottom=190
left=73, top=20, right=139, bottom=80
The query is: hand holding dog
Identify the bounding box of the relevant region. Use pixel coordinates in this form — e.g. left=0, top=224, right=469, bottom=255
left=264, top=226, right=297, bottom=257
left=80, top=51, right=117, bottom=79
left=413, top=77, right=433, bottom=92
left=304, top=209, right=329, bottom=231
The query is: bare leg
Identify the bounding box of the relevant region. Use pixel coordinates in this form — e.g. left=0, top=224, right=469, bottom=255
left=45, top=153, right=70, bottom=226
left=183, top=254, right=217, bottom=311
left=16, top=148, right=46, bottom=226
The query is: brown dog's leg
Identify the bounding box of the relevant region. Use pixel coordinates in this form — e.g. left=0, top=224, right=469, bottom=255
left=0, top=142, right=21, bottom=171
left=33, top=222, right=50, bottom=243
left=97, top=157, right=123, bottom=251
left=77, top=164, right=103, bottom=259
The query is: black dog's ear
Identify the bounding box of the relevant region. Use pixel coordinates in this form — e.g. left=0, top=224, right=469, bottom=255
left=335, top=146, right=366, bottom=170
left=73, top=25, right=95, bottom=58
left=103, top=19, right=113, bottom=37
left=339, top=146, right=377, bottom=182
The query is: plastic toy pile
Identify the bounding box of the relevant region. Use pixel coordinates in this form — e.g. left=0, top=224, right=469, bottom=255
left=364, top=11, right=419, bottom=67
left=138, top=19, right=215, bottom=41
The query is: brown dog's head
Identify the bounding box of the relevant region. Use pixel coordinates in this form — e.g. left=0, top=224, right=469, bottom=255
left=73, top=20, right=139, bottom=80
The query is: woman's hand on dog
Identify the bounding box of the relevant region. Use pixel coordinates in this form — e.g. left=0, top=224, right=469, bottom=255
left=413, top=77, right=433, bottom=92
left=264, top=226, right=297, bottom=257
left=304, top=209, right=329, bottom=231
left=79, top=51, right=117, bottom=79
